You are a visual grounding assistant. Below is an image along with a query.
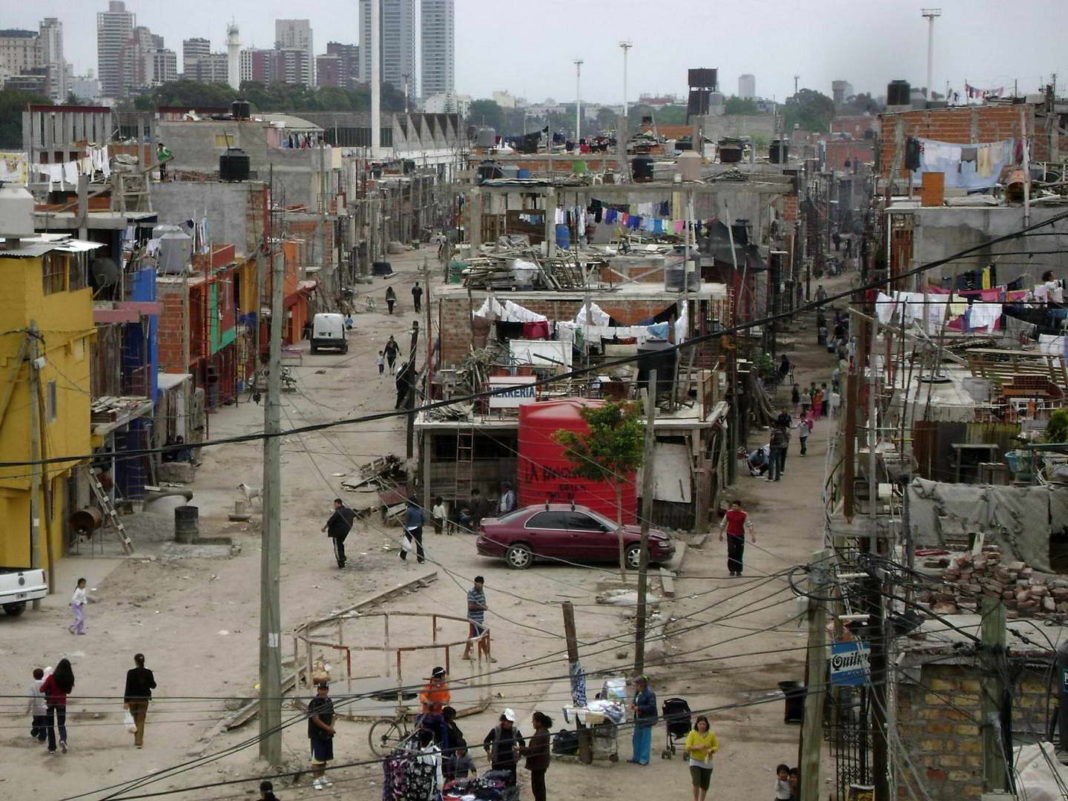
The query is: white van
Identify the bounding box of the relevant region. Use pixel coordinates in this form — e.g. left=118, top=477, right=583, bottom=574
left=310, top=313, right=348, bottom=354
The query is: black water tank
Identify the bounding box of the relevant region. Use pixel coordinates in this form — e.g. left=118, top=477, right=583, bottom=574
left=887, top=80, right=911, bottom=106
left=231, top=99, right=251, bottom=120
left=219, top=148, right=250, bottom=182
left=631, top=156, right=654, bottom=183
left=770, top=139, right=789, bottom=164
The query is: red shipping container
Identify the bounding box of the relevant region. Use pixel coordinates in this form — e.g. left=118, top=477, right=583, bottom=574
left=517, top=399, right=638, bottom=524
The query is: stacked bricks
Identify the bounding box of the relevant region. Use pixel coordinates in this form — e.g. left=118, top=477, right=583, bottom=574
left=896, top=664, right=1052, bottom=801
left=918, top=546, right=1068, bottom=619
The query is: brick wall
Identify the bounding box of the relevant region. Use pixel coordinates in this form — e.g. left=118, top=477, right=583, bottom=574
left=896, top=663, right=1051, bottom=801
left=438, top=295, right=677, bottom=366
left=825, top=141, right=875, bottom=173
left=157, top=288, right=188, bottom=373
left=878, top=106, right=1032, bottom=177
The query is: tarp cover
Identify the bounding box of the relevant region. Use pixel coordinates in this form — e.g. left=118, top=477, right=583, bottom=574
left=906, top=478, right=1068, bottom=571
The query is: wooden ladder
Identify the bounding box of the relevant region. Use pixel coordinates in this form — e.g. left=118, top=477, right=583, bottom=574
left=453, top=429, right=474, bottom=501
left=89, top=472, right=134, bottom=553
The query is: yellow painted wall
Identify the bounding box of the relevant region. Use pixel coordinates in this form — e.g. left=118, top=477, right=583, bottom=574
left=237, top=257, right=259, bottom=314
left=0, top=252, right=94, bottom=568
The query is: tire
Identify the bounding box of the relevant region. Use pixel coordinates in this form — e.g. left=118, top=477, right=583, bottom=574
left=625, top=543, right=643, bottom=570
left=341, top=343, right=349, bottom=354
left=505, top=543, right=534, bottom=570
left=368, top=718, right=406, bottom=758
left=3, top=602, right=26, bottom=617
left=310, top=345, right=319, bottom=354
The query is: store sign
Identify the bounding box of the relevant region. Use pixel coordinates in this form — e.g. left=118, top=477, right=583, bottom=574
left=488, top=375, right=537, bottom=408
left=829, top=641, right=871, bottom=686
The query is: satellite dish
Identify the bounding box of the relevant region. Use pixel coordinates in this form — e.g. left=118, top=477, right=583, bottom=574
left=90, top=257, right=119, bottom=288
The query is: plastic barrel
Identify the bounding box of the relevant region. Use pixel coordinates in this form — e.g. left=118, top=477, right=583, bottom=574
left=517, top=168, right=532, bottom=179
left=174, top=505, right=199, bottom=544
left=555, top=224, right=571, bottom=249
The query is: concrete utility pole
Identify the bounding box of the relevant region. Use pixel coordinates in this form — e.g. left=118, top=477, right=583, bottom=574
left=634, top=369, right=657, bottom=677
left=980, top=597, right=1010, bottom=794
left=922, top=9, right=942, bottom=100
left=798, top=548, right=832, bottom=801
left=574, top=59, right=584, bottom=142
left=562, top=601, right=592, bottom=764
left=27, top=324, right=41, bottom=609
left=258, top=246, right=284, bottom=765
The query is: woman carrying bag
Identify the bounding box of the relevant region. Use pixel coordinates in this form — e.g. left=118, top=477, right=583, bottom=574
left=682, top=715, right=719, bottom=801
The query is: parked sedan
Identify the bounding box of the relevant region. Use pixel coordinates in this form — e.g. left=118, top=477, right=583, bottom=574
left=475, top=504, right=675, bottom=570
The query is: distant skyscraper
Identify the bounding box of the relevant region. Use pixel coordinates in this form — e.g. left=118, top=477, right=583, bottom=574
left=97, top=0, right=135, bottom=98
left=120, top=26, right=157, bottom=93
left=738, top=73, right=755, bottom=99
left=275, top=19, right=313, bottom=86
left=359, top=0, right=416, bottom=95
left=154, top=48, right=177, bottom=84
left=421, top=0, right=454, bottom=98
left=323, top=42, right=359, bottom=89
left=39, top=18, right=66, bottom=101
left=182, top=37, right=210, bottom=77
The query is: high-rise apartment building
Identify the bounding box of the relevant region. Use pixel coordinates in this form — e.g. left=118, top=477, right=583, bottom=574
left=182, top=37, right=210, bottom=78
left=319, top=42, right=359, bottom=89
left=154, top=48, right=178, bottom=85
left=275, top=19, right=313, bottom=86
left=359, top=0, right=415, bottom=95
left=38, top=18, right=66, bottom=101
left=120, top=26, right=158, bottom=93
left=97, top=0, right=135, bottom=98
left=738, top=73, right=755, bottom=100
left=0, top=30, right=40, bottom=87
left=421, top=0, right=454, bottom=97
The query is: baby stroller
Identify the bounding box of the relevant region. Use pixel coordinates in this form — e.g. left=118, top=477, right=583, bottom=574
left=660, top=697, right=692, bottom=759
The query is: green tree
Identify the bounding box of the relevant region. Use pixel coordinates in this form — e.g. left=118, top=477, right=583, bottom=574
left=724, top=96, right=759, bottom=115
left=0, top=88, right=50, bottom=148
left=554, top=401, right=645, bottom=581
left=784, top=88, right=835, bottom=133
left=467, top=98, right=503, bottom=130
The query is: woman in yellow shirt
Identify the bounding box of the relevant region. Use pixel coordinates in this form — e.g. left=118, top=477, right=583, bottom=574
left=682, top=715, right=718, bottom=801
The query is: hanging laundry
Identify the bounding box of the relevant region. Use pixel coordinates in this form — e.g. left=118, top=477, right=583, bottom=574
left=673, top=220, right=685, bottom=234
left=604, top=208, right=617, bottom=224
left=522, top=321, right=550, bottom=339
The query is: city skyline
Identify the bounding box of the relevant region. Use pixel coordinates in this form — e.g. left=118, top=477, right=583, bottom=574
left=6, top=0, right=1068, bottom=104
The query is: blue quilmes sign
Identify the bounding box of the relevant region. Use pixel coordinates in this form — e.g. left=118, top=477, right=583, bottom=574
left=830, top=641, right=871, bottom=686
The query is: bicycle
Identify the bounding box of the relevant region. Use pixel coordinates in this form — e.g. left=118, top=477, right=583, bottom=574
left=368, top=704, right=417, bottom=757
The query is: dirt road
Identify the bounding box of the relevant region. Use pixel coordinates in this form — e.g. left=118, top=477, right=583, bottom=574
left=0, top=254, right=846, bottom=801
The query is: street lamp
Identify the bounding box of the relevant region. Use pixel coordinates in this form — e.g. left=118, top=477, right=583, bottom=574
left=574, top=59, right=583, bottom=143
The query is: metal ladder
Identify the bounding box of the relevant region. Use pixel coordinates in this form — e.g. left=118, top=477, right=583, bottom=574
left=89, top=472, right=134, bottom=553
left=453, top=429, right=474, bottom=501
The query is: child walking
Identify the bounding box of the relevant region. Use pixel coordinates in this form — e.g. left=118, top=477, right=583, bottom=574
left=27, top=667, right=47, bottom=743
left=774, top=763, right=792, bottom=800
left=798, top=416, right=810, bottom=456
left=69, top=578, right=89, bottom=635
left=376, top=351, right=385, bottom=375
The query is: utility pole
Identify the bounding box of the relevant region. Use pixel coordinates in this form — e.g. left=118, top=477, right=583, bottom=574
left=921, top=9, right=942, bottom=101
left=562, top=601, right=593, bottom=764
left=980, top=596, right=1010, bottom=794
left=405, top=320, right=420, bottom=459
left=634, top=369, right=657, bottom=676
left=794, top=75, right=800, bottom=97
left=574, top=59, right=584, bottom=142
left=798, top=548, right=832, bottom=801
left=258, top=244, right=284, bottom=765
left=27, top=324, right=42, bottom=610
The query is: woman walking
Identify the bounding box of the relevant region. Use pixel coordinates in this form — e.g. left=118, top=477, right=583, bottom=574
left=41, top=658, right=75, bottom=754
left=683, top=715, right=719, bottom=801
left=385, top=285, right=397, bottom=315
left=521, top=711, right=553, bottom=801
left=124, top=653, right=157, bottom=748
left=69, top=577, right=89, bottom=634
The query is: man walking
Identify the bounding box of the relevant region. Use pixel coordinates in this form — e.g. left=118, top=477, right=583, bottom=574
left=384, top=336, right=400, bottom=374
left=628, top=675, right=657, bottom=765
left=718, top=500, right=755, bottom=577
left=308, top=682, right=336, bottom=791
left=400, top=499, right=426, bottom=563
left=123, top=653, right=156, bottom=749
left=461, top=576, right=495, bottom=662
left=497, top=482, right=516, bottom=515
left=411, top=281, right=423, bottom=313
left=321, top=498, right=356, bottom=568
left=769, top=424, right=789, bottom=481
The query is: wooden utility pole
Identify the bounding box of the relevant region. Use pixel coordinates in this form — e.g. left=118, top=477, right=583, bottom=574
left=27, top=324, right=42, bottom=609
left=405, top=321, right=420, bottom=459
left=258, top=246, right=284, bottom=765
left=634, top=370, right=657, bottom=677
left=798, top=548, right=832, bottom=801
left=562, top=601, right=592, bottom=764
left=980, top=596, right=1009, bottom=793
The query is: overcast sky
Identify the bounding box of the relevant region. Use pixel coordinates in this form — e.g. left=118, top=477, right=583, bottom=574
left=11, top=0, right=1068, bottom=103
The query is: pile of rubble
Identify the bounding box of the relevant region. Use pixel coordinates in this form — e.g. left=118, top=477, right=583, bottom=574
left=919, top=547, right=1068, bottom=618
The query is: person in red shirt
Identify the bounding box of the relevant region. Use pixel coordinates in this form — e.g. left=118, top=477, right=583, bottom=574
left=41, top=658, right=75, bottom=754
left=718, top=500, right=755, bottom=577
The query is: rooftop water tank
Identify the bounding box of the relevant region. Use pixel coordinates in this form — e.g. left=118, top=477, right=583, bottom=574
left=0, top=185, right=35, bottom=243
left=676, top=150, right=702, bottom=181
left=631, top=156, right=654, bottom=183
left=770, top=139, right=789, bottom=164
left=219, top=147, right=250, bottom=182
left=887, top=80, right=911, bottom=107
left=475, top=127, right=497, bottom=148
left=231, top=99, right=251, bottom=120
left=154, top=225, right=193, bottom=274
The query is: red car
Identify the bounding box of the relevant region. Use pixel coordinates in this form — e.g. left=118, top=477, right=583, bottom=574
left=475, top=504, right=675, bottom=570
